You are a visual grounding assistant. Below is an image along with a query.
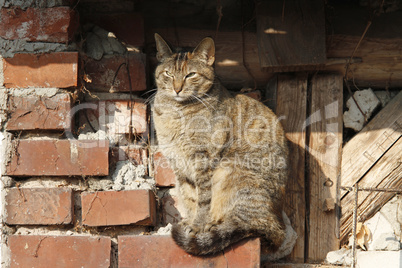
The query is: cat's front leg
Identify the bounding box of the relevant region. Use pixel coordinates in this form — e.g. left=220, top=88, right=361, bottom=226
left=176, top=177, right=198, bottom=224
left=190, top=175, right=213, bottom=232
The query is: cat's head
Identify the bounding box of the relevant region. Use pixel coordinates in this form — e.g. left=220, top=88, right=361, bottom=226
left=154, top=33, right=216, bottom=103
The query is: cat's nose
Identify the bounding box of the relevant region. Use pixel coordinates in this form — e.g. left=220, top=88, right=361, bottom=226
left=173, top=80, right=183, bottom=94
left=174, top=88, right=183, bottom=94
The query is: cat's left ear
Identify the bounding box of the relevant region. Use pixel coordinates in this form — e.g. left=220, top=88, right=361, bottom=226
left=192, top=37, right=215, bottom=66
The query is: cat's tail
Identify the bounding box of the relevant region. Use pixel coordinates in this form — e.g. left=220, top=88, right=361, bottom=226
left=171, top=222, right=251, bottom=255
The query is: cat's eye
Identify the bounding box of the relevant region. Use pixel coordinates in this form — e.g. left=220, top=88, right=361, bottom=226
left=165, top=71, right=173, bottom=77
left=186, top=72, right=196, bottom=78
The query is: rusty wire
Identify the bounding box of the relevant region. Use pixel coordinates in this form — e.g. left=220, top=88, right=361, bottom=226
left=340, top=186, right=402, bottom=193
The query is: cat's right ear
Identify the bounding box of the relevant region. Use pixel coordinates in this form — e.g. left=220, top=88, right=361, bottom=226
left=155, top=33, right=173, bottom=62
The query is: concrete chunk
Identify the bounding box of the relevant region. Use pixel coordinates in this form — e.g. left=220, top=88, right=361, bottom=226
left=343, top=88, right=380, bottom=131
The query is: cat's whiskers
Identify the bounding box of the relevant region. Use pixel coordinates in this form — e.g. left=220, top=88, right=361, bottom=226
left=200, top=92, right=221, bottom=105
left=145, top=91, right=157, bottom=105
left=191, top=95, right=216, bottom=111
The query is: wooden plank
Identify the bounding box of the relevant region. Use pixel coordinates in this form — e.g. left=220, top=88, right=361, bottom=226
left=308, top=75, right=343, bottom=262
left=146, top=28, right=272, bottom=89
left=256, top=0, right=326, bottom=70
left=326, top=35, right=402, bottom=88
left=340, top=138, right=402, bottom=242
left=147, top=29, right=402, bottom=88
left=276, top=74, right=308, bottom=262
left=341, top=91, right=402, bottom=197
left=265, top=75, right=278, bottom=112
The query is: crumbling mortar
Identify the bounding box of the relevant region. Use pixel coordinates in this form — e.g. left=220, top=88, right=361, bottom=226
left=0, top=37, right=75, bottom=58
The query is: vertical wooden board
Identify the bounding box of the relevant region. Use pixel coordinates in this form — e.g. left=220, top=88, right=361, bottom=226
left=276, top=74, right=308, bottom=262
left=256, top=0, right=326, bottom=70
left=308, top=75, right=343, bottom=262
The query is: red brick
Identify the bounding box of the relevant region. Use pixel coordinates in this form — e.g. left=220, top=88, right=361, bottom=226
left=3, top=52, right=79, bottom=88
left=160, top=191, right=182, bottom=225
left=9, top=235, right=111, bottom=268
left=79, top=100, right=148, bottom=135
left=84, top=53, right=146, bottom=92
left=6, top=139, right=109, bottom=176
left=7, top=94, right=71, bottom=131
left=110, top=146, right=148, bottom=166
left=154, top=152, right=176, bottom=187
left=5, top=188, right=73, bottom=225
left=0, top=7, right=78, bottom=42
left=118, top=235, right=260, bottom=267
left=85, top=13, right=144, bottom=47
left=81, top=189, right=156, bottom=227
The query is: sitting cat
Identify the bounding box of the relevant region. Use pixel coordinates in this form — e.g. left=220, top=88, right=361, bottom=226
left=153, top=33, right=289, bottom=256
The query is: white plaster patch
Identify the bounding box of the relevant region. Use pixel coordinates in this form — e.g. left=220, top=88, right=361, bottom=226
left=357, top=250, right=402, bottom=268
left=111, top=160, right=153, bottom=191
left=343, top=88, right=381, bottom=131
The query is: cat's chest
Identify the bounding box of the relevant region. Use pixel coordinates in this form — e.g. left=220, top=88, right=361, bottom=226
left=154, top=109, right=211, bottom=146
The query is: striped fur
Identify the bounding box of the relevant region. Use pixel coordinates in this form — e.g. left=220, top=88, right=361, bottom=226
left=153, top=34, right=289, bottom=256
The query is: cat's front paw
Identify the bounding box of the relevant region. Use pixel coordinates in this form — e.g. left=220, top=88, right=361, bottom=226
left=203, top=221, right=218, bottom=232
left=179, top=221, right=200, bottom=237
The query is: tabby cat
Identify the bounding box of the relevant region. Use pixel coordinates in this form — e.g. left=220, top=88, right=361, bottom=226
left=153, top=33, right=289, bottom=256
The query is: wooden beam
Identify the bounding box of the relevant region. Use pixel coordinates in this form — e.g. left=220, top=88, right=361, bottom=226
left=340, top=138, right=402, bottom=242
left=146, top=28, right=273, bottom=89
left=341, top=91, right=402, bottom=197
left=326, top=35, right=402, bottom=88
left=147, top=28, right=402, bottom=88
left=307, top=75, right=343, bottom=262
left=276, top=74, right=308, bottom=262
left=256, top=0, right=326, bottom=71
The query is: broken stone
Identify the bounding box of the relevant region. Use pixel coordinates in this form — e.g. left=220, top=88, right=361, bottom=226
left=356, top=250, right=402, bottom=268
left=85, top=32, right=104, bottom=60
left=1, top=176, right=14, bottom=188
left=85, top=25, right=126, bottom=59
left=379, top=195, right=402, bottom=240
left=343, top=88, right=381, bottom=131
left=107, top=34, right=127, bottom=55
left=262, top=211, right=298, bottom=261
left=365, top=211, right=400, bottom=251
left=101, top=38, right=113, bottom=55
left=325, top=247, right=353, bottom=266
left=111, top=160, right=153, bottom=191
left=87, top=177, right=113, bottom=191
left=152, top=223, right=173, bottom=235
left=374, top=91, right=393, bottom=107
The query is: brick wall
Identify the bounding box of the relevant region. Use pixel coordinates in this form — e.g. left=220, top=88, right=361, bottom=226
left=0, top=1, right=261, bottom=267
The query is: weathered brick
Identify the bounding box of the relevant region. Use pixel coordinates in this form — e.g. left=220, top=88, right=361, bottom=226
left=5, top=188, right=73, bottom=225
left=85, top=13, right=144, bottom=47
left=79, top=100, right=148, bottom=136
left=9, top=235, right=111, bottom=268
left=154, top=152, right=176, bottom=187
left=110, top=146, right=148, bottom=166
left=118, top=235, right=260, bottom=267
left=6, top=139, right=109, bottom=176
left=0, top=7, right=79, bottom=42
left=7, top=93, right=71, bottom=131
left=160, top=190, right=182, bottom=225
left=84, top=53, right=146, bottom=92
left=81, top=189, right=156, bottom=227
left=3, top=52, right=79, bottom=88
